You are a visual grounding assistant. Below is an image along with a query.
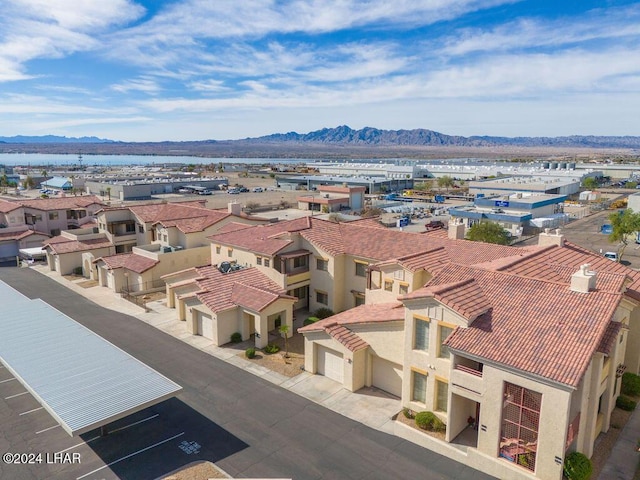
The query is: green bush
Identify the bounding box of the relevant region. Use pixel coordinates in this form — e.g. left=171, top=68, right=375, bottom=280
left=263, top=344, right=280, bottom=354
left=563, top=451, right=593, bottom=480
left=230, top=332, right=242, bottom=343
left=245, top=347, right=256, bottom=359
left=73, top=266, right=83, bottom=275
left=622, top=372, right=640, bottom=396
left=616, top=395, right=637, bottom=411
left=414, top=411, right=445, bottom=432
left=303, top=316, right=319, bottom=326
left=314, top=307, right=335, bottom=319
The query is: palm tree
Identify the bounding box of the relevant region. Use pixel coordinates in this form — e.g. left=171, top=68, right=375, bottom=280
left=279, top=324, right=290, bottom=357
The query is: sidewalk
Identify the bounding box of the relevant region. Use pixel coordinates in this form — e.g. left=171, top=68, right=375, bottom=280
left=31, top=266, right=401, bottom=435
left=598, top=404, right=640, bottom=480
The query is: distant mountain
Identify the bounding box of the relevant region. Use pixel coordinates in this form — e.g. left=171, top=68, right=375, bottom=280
left=240, top=125, right=640, bottom=149
left=0, top=135, right=114, bottom=144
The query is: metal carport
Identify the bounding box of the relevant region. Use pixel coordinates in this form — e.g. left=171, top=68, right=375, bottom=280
left=0, top=280, right=182, bottom=436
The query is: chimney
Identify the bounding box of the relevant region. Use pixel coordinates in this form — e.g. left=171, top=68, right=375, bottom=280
left=538, top=228, right=565, bottom=247
left=448, top=218, right=466, bottom=240
left=570, top=264, right=597, bottom=293
left=228, top=202, right=242, bottom=215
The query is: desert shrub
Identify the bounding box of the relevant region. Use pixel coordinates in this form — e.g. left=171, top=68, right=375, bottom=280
left=622, top=372, right=640, bottom=396
left=73, top=266, right=83, bottom=275
left=314, top=307, right=335, bottom=319
left=431, top=416, right=446, bottom=432
left=402, top=408, right=415, bottom=419
left=230, top=332, right=242, bottom=343
left=245, top=347, right=256, bottom=359
left=563, top=451, right=593, bottom=480
left=246, top=201, right=260, bottom=211
left=616, top=395, right=637, bottom=411
left=303, top=316, right=319, bottom=326
left=263, top=344, right=280, bottom=354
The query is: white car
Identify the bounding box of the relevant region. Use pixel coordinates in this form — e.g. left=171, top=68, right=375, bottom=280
left=252, top=187, right=264, bottom=193
left=604, top=252, right=618, bottom=261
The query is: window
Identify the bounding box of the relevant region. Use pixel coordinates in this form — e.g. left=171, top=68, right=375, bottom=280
left=354, top=294, right=365, bottom=307
left=48, top=212, right=59, bottom=220
left=227, top=248, right=233, bottom=258
left=394, top=270, right=405, bottom=280
left=384, top=280, right=393, bottom=292
left=412, top=371, right=427, bottom=404
left=414, top=318, right=430, bottom=351
left=216, top=245, right=221, bottom=254
left=355, top=261, right=367, bottom=277
left=316, top=290, right=328, bottom=305
left=293, top=255, right=307, bottom=268
left=256, top=256, right=262, bottom=265
left=35, top=215, right=43, bottom=222
left=138, top=224, right=144, bottom=233
left=500, top=382, right=541, bottom=472
left=436, top=380, right=448, bottom=412
left=316, top=258, right=328, bottom=271
left=438, top=325, right=454, bottom=359
left=399, top=283, right=409, bottom=295
left=50, top=229, right=61, bottom=236
left=264, top=258, right=270, bottom=267
left=163, top=234, right=168, bottom=242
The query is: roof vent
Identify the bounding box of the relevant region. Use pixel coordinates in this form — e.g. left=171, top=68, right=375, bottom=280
left=570, top=264, right=596, bottom=293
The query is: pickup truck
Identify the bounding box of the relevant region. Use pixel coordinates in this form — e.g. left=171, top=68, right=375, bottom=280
left=425, top=220, right=445, bottom=231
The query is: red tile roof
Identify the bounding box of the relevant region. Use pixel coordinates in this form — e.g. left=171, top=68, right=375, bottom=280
left=173, top=265, right=296, bottom=313
left=424, top=263, right=624, bottom=387
left=208, top=216, right=311, bottom=256
left=0, top=199, right=22, bottom=213
left=597, top=322, right=623, bottom=356
left=299, top=302, right=405, bottom=333
left=401, top=278, right=492, bottom=322
left=325, top=325, right=369, bottom=352
left=43, top=236, right=112, bottom=254
left=127, top=201, right=210, bottom=223
left=0, top=229, right=48, bottom=241
left=95, top=253, right=159, bottom=273
left=17, top=195, right=104, bottom=211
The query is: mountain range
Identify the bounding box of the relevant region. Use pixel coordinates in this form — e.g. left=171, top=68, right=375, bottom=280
left=1, top=127, right=639, bottom=149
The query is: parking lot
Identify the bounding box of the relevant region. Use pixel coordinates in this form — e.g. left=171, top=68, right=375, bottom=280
left=0, top=365, right=246, bottom=480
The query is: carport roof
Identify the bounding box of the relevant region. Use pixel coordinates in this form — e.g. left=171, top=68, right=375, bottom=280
left=0, top=280, right=182, bottom=436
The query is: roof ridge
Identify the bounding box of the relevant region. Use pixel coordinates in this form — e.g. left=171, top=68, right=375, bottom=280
left=493, top=244, right=558, bottom=271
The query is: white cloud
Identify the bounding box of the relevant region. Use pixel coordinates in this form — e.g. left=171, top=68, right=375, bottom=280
left=111, top=78, right=163, bottom=94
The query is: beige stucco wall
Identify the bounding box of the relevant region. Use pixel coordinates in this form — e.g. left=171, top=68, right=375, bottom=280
left=626, top=304, right=640, bottom=375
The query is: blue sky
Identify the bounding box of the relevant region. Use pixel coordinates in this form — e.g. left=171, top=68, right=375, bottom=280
left=1, top=0, right=639, bottom=142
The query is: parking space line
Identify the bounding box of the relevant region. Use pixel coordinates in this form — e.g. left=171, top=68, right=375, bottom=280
left=20, top=407, right=44, bottom=416
left=109, top=414, right=159, bottom=434
left=36, top=425, right=61, bottom=434
left=76, top=432, right=185, bottom=480
left=5, top=391, right=29, bottom=399
left=0, top=377, right=16, bottom=383
left=57, top=435, right=101, bottom=455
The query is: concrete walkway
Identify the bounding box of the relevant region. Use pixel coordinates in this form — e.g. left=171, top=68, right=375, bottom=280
left=598, top=404, right=640, bottom=480
left=30, top=266, right=401, bottom=436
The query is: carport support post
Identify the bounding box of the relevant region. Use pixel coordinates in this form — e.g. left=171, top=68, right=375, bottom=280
left=100, top=425, right=109, bottom=436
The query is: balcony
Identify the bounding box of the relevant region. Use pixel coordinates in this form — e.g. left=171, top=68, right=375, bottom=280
left=450, top=364, right=484, bottom=399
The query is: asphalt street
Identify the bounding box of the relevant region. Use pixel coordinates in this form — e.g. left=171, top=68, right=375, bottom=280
left=0, top=267, right=496, bottom=480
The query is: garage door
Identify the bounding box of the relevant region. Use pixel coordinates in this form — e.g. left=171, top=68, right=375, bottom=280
left=372, top=356, right=403, bottom=397
left=196, top=312, right=214, bottom=340
left=317, top=345, right=344, bottom=383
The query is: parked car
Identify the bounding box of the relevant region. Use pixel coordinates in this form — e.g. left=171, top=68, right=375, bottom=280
left=227, top=188, right=240, bottom=194
left=604, top=251, right=618, bottom=261
left=252, top=187, right=264, bottom=193
left=425, top=220, right=445, bottom=231
left=239, top=187, right=249, bottom=193
left=198, top=189, right=213, bottom=195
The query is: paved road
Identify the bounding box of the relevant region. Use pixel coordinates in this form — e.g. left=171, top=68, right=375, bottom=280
left=0, top=268, right=495, bottom=480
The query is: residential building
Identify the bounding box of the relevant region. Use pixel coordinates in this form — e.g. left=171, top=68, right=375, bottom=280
left=43, top=227, right=114, bottom=275
left=298, top=229, right=639, bottom=480
left=162, top=265, right=297, bottom=348
left=297, top=185, right=365, bottom=213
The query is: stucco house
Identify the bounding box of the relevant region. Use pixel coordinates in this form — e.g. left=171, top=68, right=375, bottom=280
left=162, top=264, right=297, bottom=348
left=298, top=229, right=637, bottom=480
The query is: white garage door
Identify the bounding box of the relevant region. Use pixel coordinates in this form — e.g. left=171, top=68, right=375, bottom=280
left=317, top=345, right=344, bottom=383
left=372, top=356, right=403, bottom=397
left=196, top=312, right=214, bottom=340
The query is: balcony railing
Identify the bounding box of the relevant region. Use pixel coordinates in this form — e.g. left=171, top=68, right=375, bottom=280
left=454, top=364, right=483, bottom=377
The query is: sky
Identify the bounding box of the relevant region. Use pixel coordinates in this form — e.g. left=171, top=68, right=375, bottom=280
left=1, top=0, right=639, bottom=142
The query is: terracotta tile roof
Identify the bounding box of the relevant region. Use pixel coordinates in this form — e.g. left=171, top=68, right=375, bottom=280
left=401, top=278, right=492, bottom=322
left=216, top=222, right=255, bottom=234
left=597, top=322, right=623, bottom=356
left=299, top=302, right=405, bottom=332
left=0, top=199, right=22, bottom=213
left=208, top=217, right=311, bottom=256
left=127, top=201, right=209, bottom=223
left=157, top=211, right=230, bottom=233
left=0, top=229, right=48, bottom=241
left=95, top=253, right=159, bottom=273
left=183, top=265, right=295, bottom=313
left=43, top=236, right=112, bottom=254
left=17, top=195, right=104, bottom=211
left=425, top=263, right=623, bottom=387
left=325, top=325, right=369, bottom=352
